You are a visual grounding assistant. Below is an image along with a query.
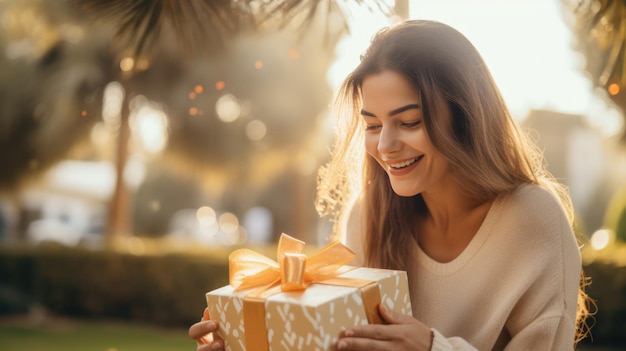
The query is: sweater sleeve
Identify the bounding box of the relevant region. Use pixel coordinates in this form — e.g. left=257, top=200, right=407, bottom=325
left=503, top=315, right=576, bottom=350
left=431, top=329, right=479, bottom=351
left=430, top=314, right=574, bottom=351
left=501, top=189, right=580, bottom=350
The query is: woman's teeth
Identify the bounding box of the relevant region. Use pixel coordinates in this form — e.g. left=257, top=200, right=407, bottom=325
left=389, top=157, right=419, bottom=169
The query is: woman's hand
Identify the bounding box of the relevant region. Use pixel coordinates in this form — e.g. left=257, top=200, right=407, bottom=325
left=189, top=308, right=225, bottom=351
left=336, top=304, right=433, bottom=351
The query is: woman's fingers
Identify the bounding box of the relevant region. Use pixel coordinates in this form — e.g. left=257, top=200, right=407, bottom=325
left=189, top=320, right=218, bottom=341
left=337, top=336, right=392, bottom=351
left=196, top=338, right=224, bottom=351
left=196, top=343, right=215, bottom=351
left=190, top=308, right=217, bottom=342
left=379, top=304, right=414, bottom=324
left=339, top=324, right=392, bottom=341
left=190, top=308, right=225, bottom=350
left=337, top=306, right=433, bottom=351
left=202, top=307, right=210, bottom=321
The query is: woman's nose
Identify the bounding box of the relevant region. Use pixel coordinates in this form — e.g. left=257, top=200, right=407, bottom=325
left=377, top=126, right=401, bottom=154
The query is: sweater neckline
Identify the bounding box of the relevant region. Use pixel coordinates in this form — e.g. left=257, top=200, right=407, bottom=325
left=414, top=191, right=507, bottom=276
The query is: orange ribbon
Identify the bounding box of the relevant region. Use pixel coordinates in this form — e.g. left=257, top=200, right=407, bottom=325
left=229, top=233, right=357, bottom=294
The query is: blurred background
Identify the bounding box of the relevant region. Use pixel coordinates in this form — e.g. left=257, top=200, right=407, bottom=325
left=0, top=0, right=625, bottom=350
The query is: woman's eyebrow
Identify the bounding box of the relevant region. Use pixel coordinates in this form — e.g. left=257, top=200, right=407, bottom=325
left=360, top=103, right=421, bottom=118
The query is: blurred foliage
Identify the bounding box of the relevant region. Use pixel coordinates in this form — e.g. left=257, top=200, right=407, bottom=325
left=132, top=165, right=209, bottom=237
left=0, top=0, right=385, bottom=196
left=616, top=206, right=626, bottom=242
left=604, top=185, right=626, bottom=242
left=0, top=242, right=231, bottom=327
left=562, top=0, right=626, bottom=141
left=70, top=0, right=393, bottom=59
left=0, top=0, right=115, bottom=191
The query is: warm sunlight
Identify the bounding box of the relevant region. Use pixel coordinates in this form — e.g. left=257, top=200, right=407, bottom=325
left=328, top=0, right=624, bottom=137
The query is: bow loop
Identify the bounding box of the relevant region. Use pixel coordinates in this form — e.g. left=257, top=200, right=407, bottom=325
left=229, top=248, right=280, bottom=291
left=228, top=233, right=356, bottom=294
left=304, top=241, right=356, bottom=282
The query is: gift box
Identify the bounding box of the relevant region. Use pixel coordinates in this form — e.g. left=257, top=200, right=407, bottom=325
left=205, top=234, right=412, bottom=351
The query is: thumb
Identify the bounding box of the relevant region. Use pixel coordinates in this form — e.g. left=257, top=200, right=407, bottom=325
left=202, top=307, right=210, bottom=321
left=379, top=304, right=412, bottom=324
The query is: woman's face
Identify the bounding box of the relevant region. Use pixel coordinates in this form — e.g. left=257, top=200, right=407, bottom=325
left=361, top=70, right=452, bottom=197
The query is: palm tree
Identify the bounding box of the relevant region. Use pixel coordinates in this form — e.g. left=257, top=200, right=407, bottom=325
left=562, top=0, right=626, bottom=142
left=69, top=0, right=405, bottom=243
left=1, top=0, right=403, bottom=243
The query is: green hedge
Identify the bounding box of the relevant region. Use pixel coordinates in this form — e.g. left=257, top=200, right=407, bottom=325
left=579, top=262, right=626, bottom=345
left=0, top=244, right=625, bottom=344
left=0, top=243, right=230, bottom=328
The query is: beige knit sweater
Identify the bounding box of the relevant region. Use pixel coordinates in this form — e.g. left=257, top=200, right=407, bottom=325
left=345, top=184, right=580, bottom=350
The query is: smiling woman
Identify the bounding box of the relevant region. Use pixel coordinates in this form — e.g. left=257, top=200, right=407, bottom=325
left=317, top=19, right=592, bottom=350
left=190, top=18, right=594, bottom=351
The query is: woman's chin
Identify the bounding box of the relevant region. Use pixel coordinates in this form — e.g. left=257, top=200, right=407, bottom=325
left=391, top=185, right=420, bottom=197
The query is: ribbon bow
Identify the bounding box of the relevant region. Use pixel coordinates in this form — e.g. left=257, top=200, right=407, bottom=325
left=229, top=233, right=356, bottom=293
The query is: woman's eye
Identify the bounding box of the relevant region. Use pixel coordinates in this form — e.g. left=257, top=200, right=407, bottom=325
left=402, top=121, right=422, bottom=128
left=365, top=125, right=381, bottom=131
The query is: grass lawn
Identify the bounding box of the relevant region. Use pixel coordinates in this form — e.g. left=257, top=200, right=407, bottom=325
left=0, top=315, right=622, bottom=351
left=0, top=316, right=193, bottom=351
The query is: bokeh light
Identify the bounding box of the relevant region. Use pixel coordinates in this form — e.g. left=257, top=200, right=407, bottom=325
left=246, top=119, right=267, bottom=141
left=228, top=227, right=247, bottom=245
left=129, top=97, right=169, bottom=155
left=590, top=228, right=613, bottom=250
left=215, top=94, right=241, bottom=122
left=136, top=59, right=150, bottom=70
left=89, top=122, right=108, bottom=148
left=218, top=212, right=239, bottom=234
left=102, top=81, right=124, bottom=131
left=119, top=57, right=134, bottom=72
left=196, top=206, right=216, bottom=227
left=196, top=206, right=218, bottom=237
left=126, top=237, right=146, bottom=255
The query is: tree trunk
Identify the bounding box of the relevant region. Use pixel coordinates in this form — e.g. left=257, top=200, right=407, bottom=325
left=395, top=0, right=409, bottom=20
left=107, top=90, right=131, bottom=244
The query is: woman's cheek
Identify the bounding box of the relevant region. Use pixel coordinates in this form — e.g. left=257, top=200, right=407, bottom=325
left=364, top=134, right=379, bottom=157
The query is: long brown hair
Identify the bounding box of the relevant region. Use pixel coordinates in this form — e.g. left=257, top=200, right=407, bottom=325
left=316, top=20, right=592, bottom=343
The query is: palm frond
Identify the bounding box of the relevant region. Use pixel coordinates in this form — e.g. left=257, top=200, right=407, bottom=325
left=564, top=0, right=626, bottom=85
left=563, top=0, right=626, bottom=140
left=70, top=0, right=394, bottom=59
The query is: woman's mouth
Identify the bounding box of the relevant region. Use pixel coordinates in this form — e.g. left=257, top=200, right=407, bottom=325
left=388, top=156, right=423, bottom=170
left=385, top=156, right=424, bottom=176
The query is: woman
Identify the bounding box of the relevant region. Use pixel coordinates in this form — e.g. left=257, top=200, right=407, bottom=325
left=190, top=20, right=591, bottom=350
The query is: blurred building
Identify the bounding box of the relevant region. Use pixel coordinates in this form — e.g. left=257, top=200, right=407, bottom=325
left=0, top=160, right=114, bottom=246
left=522, top=109, right=617, bottom=235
